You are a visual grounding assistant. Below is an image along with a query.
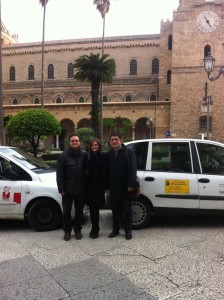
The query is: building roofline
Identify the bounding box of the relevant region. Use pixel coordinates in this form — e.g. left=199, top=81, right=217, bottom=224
left=3, top=34, right=160, bottom=49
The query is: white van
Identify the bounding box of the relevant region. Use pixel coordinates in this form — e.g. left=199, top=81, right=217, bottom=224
left=125, top=139, right=224, bottom=229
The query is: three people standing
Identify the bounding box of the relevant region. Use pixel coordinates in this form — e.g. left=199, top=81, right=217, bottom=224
left=56, top=132, right=137, bottom=241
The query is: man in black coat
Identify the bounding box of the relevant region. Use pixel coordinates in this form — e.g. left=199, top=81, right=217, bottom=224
left=56, top=134, right=88, bottom=241
left=106, top=132, right=137, bottom=240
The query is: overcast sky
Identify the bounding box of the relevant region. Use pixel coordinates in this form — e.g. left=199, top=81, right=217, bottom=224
left=2, top=0, right=179, bottom=43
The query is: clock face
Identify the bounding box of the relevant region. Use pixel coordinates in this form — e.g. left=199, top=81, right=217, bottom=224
left=196, top=11, right=219, bottom=33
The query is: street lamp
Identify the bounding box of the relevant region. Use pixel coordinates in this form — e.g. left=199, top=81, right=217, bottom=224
left=146, top=118, right=153, bottom=138
left=204, top=52, right=224, bottom=81
left=203, top=52, right=224, bottom=140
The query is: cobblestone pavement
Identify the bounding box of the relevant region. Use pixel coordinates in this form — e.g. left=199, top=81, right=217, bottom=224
left=1, top=210, right=224, bottom=300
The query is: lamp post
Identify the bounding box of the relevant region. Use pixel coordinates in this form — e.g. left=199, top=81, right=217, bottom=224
left=204, top=52, right=224, bottom=81
left=146, top=118, right=153, bottom=138
left=203, top=82, right=211, bottom=140
left=203, top=53, right=224, bottom=139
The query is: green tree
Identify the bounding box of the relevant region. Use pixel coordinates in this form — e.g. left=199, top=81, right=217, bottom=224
left=103, top=116, right=133, bottom=141
left=39, top=0, right=49, bottom=108
left=76, top=127, right=95, bottom=151
left=6, top=108, right=61, bottom=157
left=74, top=53, right=116, bottom=136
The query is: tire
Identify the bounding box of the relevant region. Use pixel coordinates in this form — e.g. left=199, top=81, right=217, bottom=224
left=131, top=197, right=152, bottom=229
left=28, top=199, right=62, bottom=231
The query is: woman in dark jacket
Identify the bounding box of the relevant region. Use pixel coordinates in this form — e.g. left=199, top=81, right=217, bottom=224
left=86, top=138, right=106, bottom=238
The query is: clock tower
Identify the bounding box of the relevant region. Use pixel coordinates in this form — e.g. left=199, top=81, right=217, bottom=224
left=168, top=0, right=224, bottom=141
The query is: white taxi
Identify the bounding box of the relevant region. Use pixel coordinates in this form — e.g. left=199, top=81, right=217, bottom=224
left=126, top=139, right=224, bottom=229
left=0, top=147, right=62, bottom=231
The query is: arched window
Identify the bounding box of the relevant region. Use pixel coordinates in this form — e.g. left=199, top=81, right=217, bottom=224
left=67, top=63, right=74, bottom=79
left=152, top=58, right=159, bottom=74
left=167, top=70, right=171, bottom=84
left=79, top=96, right=85, bottom=103
left=9, top=66, right=15, bottom=81
left=12, top=98, right=19, bottom=105
left=56, top=97, right=62, bottom=103
left=103, top=96, right=108, bottom=102
left=34, top=98, right=40, bottom=104
left=168, top=35, right=172, bottom=50
left=125, top=95, right=132, bottom=102
left=48, top=64, right=54, bottom=79
left=28, top=65, right=34, bottom=80
left=204, top=44, right=211, bottom=57
left=130, top=59, right=137, bottom=75
left=150, top=94, right=157, bottom=101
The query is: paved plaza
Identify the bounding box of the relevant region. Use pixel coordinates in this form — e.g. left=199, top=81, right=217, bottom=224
left=1, top=210, right=224, bottom=299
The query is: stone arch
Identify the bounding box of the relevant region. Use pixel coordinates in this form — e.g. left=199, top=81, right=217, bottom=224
left=33, top=97, right=40, bottom=104
left=20, top=96, right=32, bottom=104
left=134, top=92, right=148, bottom=102
left=135, top=117, right=154, bottom=139
left=103, top=95, right=109, bottom=102
left=77, top=118, right=91, bottom=129
left=86, top=95, right=92, bottom=103
left=149, top=94, right=157, bottom=101
left=124, top=94, right=133, bottom=102
left=55, top=96, right=63, bottom=104
left=11, top=98, right=19, bottom=105
left=64, top=94, right=76, bottom=103
left=44, top=95, right=54, bottom=104
left=78, top=95, right=86, bottom=103
left=59, top=118, right=75, bottom=150
left=111, top=93, right=123, bottom=102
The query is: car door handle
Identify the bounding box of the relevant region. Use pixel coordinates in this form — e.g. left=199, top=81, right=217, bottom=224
left=198, top=178, right=210, bottom=183
left=145, top=177, right=155, bottom=182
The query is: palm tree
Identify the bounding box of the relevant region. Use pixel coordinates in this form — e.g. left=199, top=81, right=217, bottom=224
left=94, top=0, right=110, bottom=143
left=39, top=0, right=49, bottom=108
left=74, top=53, right=115, bottom=137
left=94, top=0, right=110, bottom=18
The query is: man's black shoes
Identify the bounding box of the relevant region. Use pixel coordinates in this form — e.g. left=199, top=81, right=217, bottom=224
left=89, top=232, right=99, bottom=239
left=64, top=232, right=71, bottom=241
left=75, top=230, right=82, bottom=240
left=125, top=231, right=132, bottom=240
left=108, top=230, right=119, bottom=238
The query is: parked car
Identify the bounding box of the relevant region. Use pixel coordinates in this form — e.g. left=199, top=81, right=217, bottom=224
left=0, top=147, right=88, bottom=231
left=124, top=138, right=224, bottom=229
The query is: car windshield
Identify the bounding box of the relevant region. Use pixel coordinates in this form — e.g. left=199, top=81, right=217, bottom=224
left=0, top=148, right=52, bottom=171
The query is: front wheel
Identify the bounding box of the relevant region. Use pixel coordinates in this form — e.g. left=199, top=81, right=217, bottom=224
left=131, top=197, right=152, bottom=229
left=28, top=199, right=62, bottom=231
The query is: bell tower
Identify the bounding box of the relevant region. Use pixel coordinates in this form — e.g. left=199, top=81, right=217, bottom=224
left=169, top=0, right=224, bottom=141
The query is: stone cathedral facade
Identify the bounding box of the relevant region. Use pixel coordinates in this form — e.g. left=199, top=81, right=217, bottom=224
left=1, top=0, right=224, bottom=147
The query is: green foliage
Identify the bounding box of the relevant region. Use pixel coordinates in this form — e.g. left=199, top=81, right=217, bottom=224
left=74, top=53, right=116, bottom=84
left=76, top=127, right=96, bottom=151
left=3, top=115, right=12, bottom=127
left=6, top=108, right=61, bottom=157
left=74, top=53, right=116, bottom=136
left=103, top=116, right=133, bottom=141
